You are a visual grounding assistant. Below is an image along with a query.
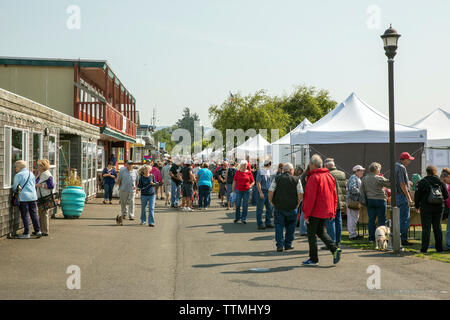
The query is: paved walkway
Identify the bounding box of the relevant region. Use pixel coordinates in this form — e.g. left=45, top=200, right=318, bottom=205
left=0, top=196, right=449, bottom=300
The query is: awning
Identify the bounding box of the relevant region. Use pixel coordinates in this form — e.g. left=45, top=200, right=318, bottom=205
left=100, top=127, right=136, bottom=143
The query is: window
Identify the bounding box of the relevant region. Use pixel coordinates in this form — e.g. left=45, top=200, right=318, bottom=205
left=88, top=143, right=93, bottom=180
left=82, top=142, right=87, bottom=181
left=33, top=133, right=43, bottom=176
left=97, top=146, right=104, bottom=171
left=48, top=135, right=56, bottom=166
left=3, top=127, right=29, bottom=188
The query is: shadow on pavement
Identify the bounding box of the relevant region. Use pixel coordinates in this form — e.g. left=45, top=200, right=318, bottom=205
left=186, top=224, right=221, bottom=229
left=249, top=235, right=275, bottom=241
left=193, top=256, right=301, bottom=269
left=212, top=250, right=308, bottom=257
left=221, top=265, right=303, bottom=274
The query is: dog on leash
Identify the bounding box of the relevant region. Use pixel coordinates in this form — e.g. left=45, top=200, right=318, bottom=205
left=116, top=215, right=123, bottom=226
left=375, top=225, right=390, bottom=250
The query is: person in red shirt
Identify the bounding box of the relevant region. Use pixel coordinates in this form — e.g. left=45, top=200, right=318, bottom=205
left=302, top=154, right=342, bottom=266
left=232, top=160, right=255, bottom=224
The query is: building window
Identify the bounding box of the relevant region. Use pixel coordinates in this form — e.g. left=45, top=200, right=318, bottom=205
left=48, top=134, right=57, bottom=186
left=97, top=146, right=104, bottom=171
left=82, top=142, right=87, bottom=181
left=33, top=132, right=43, bottom=176
left=3, top=127, right=29, bottom=188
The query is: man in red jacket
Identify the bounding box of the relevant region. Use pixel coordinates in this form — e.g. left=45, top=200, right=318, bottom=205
left=302, top=154, right=342, bottom=266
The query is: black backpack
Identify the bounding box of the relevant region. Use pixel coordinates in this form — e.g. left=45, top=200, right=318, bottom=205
left=423, top=178, right=444, bottom=205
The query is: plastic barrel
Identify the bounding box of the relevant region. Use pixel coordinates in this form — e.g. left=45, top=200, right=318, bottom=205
left=61, top=186, right=86, bottom=218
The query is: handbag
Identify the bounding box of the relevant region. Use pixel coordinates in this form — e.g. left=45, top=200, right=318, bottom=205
left=11, top=171, right=31, bottom=207
left=37, top=179, right=57, bottom=211
left=347, top=198, right=361, bottom=210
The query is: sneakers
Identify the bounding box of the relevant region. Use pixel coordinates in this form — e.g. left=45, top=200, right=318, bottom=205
left=258, top=225, right=266, bottom=230
left=285, top=246, right=294, bottom=250
left=17, top=233, right=30, bottom=239
left=277, top=247, right=283, bottom=252
left=333, top=248, right=342, bottom=264
left=266, top=224, right=274, bottom=228
left=242, top=221, right=247, bottom=224
left=402, top=240, right=413, bottom=246
left=302, top=259, right=318, bottom=266
left=149, top=224, right=155, bottom=227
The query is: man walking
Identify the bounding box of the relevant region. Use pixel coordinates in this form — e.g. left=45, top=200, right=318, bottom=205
left=169, top=159, right=183, bottom=208
left=323, top=158, right=347, bottom=247
left=181, top=159, right=195, bottom=212
left=161, top=159, right=172, bottom=206
left=396, top=152, right=415, bottom=246
left=302, top=155, right=342, bottom=266
left=268, top=163, right=303, bottom=252
left=256, top=160, right=275, bottom=230
left=118, top=160, right=139, bottom=220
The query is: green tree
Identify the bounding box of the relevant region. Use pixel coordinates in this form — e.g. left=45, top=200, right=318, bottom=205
left=152, top=126, right=177, bottom=153
left=176, top=107, right=200, bottom=139
left=276, top=86, right=337, bottom=129
left=209, top=90, right=290, bottom=145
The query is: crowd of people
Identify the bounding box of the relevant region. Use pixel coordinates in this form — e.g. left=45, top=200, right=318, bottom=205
left=11, top=150, right=450, bottom=265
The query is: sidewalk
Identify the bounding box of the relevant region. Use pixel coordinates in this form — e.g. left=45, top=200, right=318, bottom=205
left=0, top=196, right=449, bottom=300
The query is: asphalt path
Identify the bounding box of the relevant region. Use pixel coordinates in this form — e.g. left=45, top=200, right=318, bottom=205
left=0, top=197, right=449, bottom=300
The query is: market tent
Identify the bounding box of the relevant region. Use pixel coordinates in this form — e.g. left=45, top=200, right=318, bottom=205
left=233, top=134, right=270, bottom=161
left=290, top=93, right=427, bottom=178
left=268, top=118, right=312, bottom=166
left=411, top=108, right=450, bottom=148
left=412, top=108, right=450, bottom=173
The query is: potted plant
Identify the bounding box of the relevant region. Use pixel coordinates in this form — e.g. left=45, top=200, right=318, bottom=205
left=60, top=169, right=86, bottom=219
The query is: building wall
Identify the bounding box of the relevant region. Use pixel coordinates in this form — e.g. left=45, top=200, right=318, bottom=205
left=0, top=88, right=100, bottom=238
left=0, top=65, right=74, bottom=117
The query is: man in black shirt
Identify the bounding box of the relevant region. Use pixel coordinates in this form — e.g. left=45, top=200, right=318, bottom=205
left=226, top=161, right=237, bottom=210
left=216, top=162, right=228, bottom=207
left=169, top=160, right=183, bottom=208
left=181, top=159, right=195, bottom=212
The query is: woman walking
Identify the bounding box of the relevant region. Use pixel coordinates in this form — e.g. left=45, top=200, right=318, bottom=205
left=102, top=162, right=117, bottom=204
left=360, top=162, right=391, bottom=243
left=12, top=160, right=41, bottom=239
left=414, top=166, right=449, bottom=253
left=138, top=166, right=157, bottom=227
left=232, top=160, right=255, bottom=224
left=35, top=159, right=55, bottom=236
left=346, top=165, right=365, bottom=240
left=197, top=163, right=213, bottom=210
left=150, top=162, right=162, bottom=200
left=440, top=168, right=450, bottom=251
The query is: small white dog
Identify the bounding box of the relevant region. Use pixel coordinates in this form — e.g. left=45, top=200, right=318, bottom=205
left=375, top=226, right=390, bottom=250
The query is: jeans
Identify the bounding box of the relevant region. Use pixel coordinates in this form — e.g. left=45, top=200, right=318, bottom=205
left=307, top=216, right=338, bottom=263
left=104, top=183, right=114, bottom=201
left=396, top=194, right=410, bottom=242
left=171, top=181, right=181, bottom=206
left=251, top=185, right=258, bottom=206
left=235, top=189, right=250, bottom=222
left=325, top=208, right=342, bottom=245
left=367, top=199, right=387, bottom=241
left=274, top=209, right=297, bottom=249
left=198, top=185, right=211, bottom=208
left=256, top=190, right=272, bottom=226
left=141, top=194, right=156, bottom=225
left=299, top=211, right=307, bottom=235
left=19, top=201, right=40, bottom=235
left=226, top=183, right=233, bottom=203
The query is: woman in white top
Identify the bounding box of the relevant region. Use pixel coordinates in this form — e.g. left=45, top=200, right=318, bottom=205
left=35, top=159, right=55, bottom=236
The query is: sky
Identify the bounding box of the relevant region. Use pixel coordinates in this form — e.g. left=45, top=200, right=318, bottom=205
left=1, top=0, right=449, bottom=128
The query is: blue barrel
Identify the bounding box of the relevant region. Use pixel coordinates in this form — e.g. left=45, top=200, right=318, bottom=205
left=61, top=186, right=86, bottom=218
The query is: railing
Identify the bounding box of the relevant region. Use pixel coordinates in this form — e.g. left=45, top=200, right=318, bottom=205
left=76, top=102, right=136, bottom=138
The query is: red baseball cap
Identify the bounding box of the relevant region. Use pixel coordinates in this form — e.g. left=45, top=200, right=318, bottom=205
left=400, top=152, right=415, bottom=160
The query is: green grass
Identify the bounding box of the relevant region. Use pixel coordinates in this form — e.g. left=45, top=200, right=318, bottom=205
left=340, top=222, right=449, bottom=263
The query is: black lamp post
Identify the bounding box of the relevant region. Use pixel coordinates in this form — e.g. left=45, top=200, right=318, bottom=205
left=381, top=24, right=401, bottom=253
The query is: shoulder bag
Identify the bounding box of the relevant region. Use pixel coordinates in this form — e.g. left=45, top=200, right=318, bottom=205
left=37, top=178, right=57, bottom=211
left=11, top=171, right=31, bottom=207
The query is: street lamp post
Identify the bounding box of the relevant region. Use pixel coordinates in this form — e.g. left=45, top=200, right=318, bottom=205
left=381, top=25, right=401, bottom=253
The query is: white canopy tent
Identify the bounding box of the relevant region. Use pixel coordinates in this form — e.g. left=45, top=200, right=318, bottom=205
left=412, top=108, right=450, bottom=173
left=290, top=93, right=427, bottom=178
left=232, top=134, right=270, bottom=162
left=291, top=93, right=427, bottom=145
left=267, top=118, right=313, bottom=166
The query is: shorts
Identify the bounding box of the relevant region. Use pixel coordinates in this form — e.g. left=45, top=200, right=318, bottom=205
left=219, top=183, right=227, bottom=198
left=182, top=183, right=193, bottom=198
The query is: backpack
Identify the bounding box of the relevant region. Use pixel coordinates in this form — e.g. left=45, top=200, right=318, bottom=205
left=423, top=177, right=444, bottom=205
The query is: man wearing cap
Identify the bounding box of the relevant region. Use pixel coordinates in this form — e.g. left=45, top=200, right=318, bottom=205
left=323, top=158, right=347, bottom=247
left=169, top=159, right=183, bottom=208
left=118, top=160, right=139, bottom=220
left=256, top=160, right=275, bottom=230
left=396, top=152, right=415, bottom=246
left=346, top=165, right=366, bottom=240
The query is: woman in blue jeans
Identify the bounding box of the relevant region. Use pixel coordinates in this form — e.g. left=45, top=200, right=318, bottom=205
left=197, top=163, right=213, bottom=210
left=138, top=166, right=156, bottom=226
left=232, top=161, right=255, bottom=224
left=360, top=162, right=391, bottom=242
left=102, top=163, right=117, bottom=204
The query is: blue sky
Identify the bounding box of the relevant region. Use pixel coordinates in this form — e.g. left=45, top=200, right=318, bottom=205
left=1, top=0, right=449, bottom=127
